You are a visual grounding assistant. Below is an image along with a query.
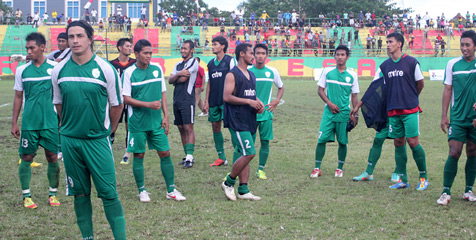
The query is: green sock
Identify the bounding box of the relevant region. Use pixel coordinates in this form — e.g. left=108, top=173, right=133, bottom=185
left=102, top=198, right=127, bottom=240
left=411, top=144, right=427, bottom=179
left=182, top=145, right=187, bottom=155
left=258, top=140, right=270, bottom=171
left=74, top=195, right=94, bottom=239
left=184, top=143, right=195, bottom=155
left=160, top=156, right=175, bottom=193
left=213, top=132, right=226, bottom=160
left=133, top=157, right=146, bottom=193
left=465, top=157, right=476, bottom=193
left=232, top=148, right=240, bottom=164
left=19, top=160, right=32, bottom=198
left=238, top=183, right=250, bottom=195
left=337, top=143, right=347, bottom=170
left=443, top=156, right=458, bottom=195
left=395, top=145, right=408, bottom=183
left=365, top=138, right=385, bottom=175
left=47, top=162, right=60, bottom=196
left=314, top=143, right=326, bottom=169
left=225, top=174, right=236, bottom=187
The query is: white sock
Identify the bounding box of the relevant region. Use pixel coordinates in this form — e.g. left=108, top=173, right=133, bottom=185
left=186, top=154, right=193, bottom=161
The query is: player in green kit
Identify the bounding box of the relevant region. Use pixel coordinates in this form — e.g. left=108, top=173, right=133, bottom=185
left=51, top=21, right=126, bottom=239
left=123, top=39, right=186, bottom=202
left=11, top=32, right=61, bottom=209
left=248, top=43, right=284, bottom=180
left=437, top=30, right=476, bottom=205
left=310, top=45, right=359, bottom=178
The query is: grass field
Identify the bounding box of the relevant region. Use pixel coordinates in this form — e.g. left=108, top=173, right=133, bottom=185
left=0, top=75, right=474, bottom=239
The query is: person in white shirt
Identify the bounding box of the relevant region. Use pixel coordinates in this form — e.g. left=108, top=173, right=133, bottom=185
left=91, top=8, right=97, bottom=25
left=141, top=6, right=147, bottom=21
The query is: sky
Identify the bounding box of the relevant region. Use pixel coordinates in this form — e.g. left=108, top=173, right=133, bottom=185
left=204, top=0, right=473, bottom=19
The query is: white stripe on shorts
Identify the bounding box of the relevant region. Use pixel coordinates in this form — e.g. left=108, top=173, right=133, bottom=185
left=191, top=105, right=194, bottom=124
left=235, top=131, right=247, bottom=156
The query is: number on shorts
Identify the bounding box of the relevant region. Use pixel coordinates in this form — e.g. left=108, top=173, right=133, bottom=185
left=21, top=138, right=28, bottom=148
left=318, top=131, right=323, bottom=139
left=389, top=125, right=393, bottom=133
left=448, top=127, right=452, bottom=135
left=129, top=138, right=134, bottom=147
left=244, top=140, right=251, bottom=149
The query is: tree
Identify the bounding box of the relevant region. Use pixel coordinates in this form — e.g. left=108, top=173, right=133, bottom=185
left=159, top=0, right=231, bottom=18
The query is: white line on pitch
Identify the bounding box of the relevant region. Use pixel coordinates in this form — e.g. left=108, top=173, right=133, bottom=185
left=0, top=103, right=10, bottom=108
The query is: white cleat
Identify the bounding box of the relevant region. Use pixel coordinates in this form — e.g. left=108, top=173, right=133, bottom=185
left=310, top=168, right=321, bottom=178
left=335, top=169, right=343, bottom=178
left=166, top=189, right=186, bottom=201
left=238, top=192, right=262, bottom=201
left=139, top=191, right=151, bottom=203
left=463, top=190, right=476, bottom=202
left=437, top=193, right=451, bottom=205
left=221, top=181, right=236, bottom=201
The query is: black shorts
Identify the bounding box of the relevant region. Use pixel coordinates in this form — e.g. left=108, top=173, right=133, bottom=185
left=173, top=103, right=195, bottom=125
left=118, top=104, right=128, bottom=123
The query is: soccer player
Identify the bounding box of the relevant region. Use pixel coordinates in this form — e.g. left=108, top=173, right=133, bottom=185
left=169, top=40, right=199, bottom=169
left=51, top=20, right=126, bottom=239
left=12, top=32, right=61, bottom=209
left=437, top=30, right=476, bottom=205
left=248, top=43, right=284, bottom=180
left=221, top=43, right=264, bottom=201
left=123, top=39, right=186, bottom=202
left=310, top=45, right=359, bottom=178
left=110, top=38, right=136, bottom=164
left=204, top=36, right=236, bottom=167
left=46, top=32, right=71, bottom=62
left=375, top=32, right=428, bottom=190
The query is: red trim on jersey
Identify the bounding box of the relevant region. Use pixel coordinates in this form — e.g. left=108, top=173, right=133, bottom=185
left=387, top=105, right=422, bottom=117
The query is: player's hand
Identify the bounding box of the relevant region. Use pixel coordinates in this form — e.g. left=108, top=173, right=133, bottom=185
left=441, top=115, right=450, bottom=133
left=266, top=99, right=280, bottom=112
left=162, top=118, right=169, bottom=135
left=328, top=102, right=340, bottom=114
left=179, top=69, right=191, bottom=77
left=203, top=101, right=209, bottom=114
left=200, top=86, right=204, bottom=91
left=473, top=119, right=476, bottom=128
left=350, top=114, right=359, bottom=127
left=473, top=103, right=476, bottom=111
left=249, top=99, right=264, bottom=113
left=350, top=106, right=360, bottom=117
left=11, top=124, right=20, bottom=139
left=148, top=100, right=162, bottom=110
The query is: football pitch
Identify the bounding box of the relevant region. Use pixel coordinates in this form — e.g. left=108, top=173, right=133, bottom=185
left=0, top=76, right=473, bottom=239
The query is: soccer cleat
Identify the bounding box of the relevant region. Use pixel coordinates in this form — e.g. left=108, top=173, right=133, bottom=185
left=183, top=160, right=194, bottom=169
left=391, top=173, right=400, bottom=183
left=238, top=192, right=262, bottom=201
left=416, top=178, right=429, bottom=191
left=389, top=181, right=410, bottom=189
left=198, top=112, right=208, bottom=117
left=463, top=191, right=476, bottom=202
left=178, top=157, right=186, bottom=165
left=256, top=170, right=268, bottom=180
left=335, top=169, right=343, bottom=178
left=166, top=189, right=186, bottom=201
left=48, top=196, right=61, bottom=206
left=23, top=197, right=37, bottom=209
left=210, top=158, right=226, bottom=167
left=18, top=159, right=43, bottom=167
left=310, top=168, right=321, bottom=178
left=120, top=156, right=129, bottom=165
left=352, top=172, right=374, bottom=181
left=221, top=181, right=236, bottom=201
left=437, top=193, right=451, bottom=205
left=139, top=191, right=151, bottom=203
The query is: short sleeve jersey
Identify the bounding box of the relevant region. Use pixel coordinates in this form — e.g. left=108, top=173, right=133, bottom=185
left=171, top=57, right=199, bottom=105
left=207, top=55, right=236, bottom=107
left=318, top=67, right=359, bottom=122
left=249, top=65, right=283, bottom=121
left=14, top=59, right=58, bottom=130
left=52, top=54, right=122, bottom=139
left=122, top=63, right=166, bottom=133
left=443, top=56, right=476, bottom=123
left=110, top=57, right=136, bottom=77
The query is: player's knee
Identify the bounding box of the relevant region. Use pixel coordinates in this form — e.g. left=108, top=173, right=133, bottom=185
left=212, top=122, right=221, bottom=132
left=134, top=152, right=145, bottom=159
left=449, top=148, right=462, bottom=159
left=21, top=154, right=35, bottom=162
left=407, top=138, right=419, bottom=148
left=45, top=151, right=58, bottom=163
left=158, top=150, right=170, bottom=158
left=393, top=137, right=406, bottom=147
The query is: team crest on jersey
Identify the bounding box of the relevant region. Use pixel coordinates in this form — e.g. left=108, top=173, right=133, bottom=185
left=345, top=77, right=351, bottom=83
left=92, top=68, right=100, bottom=78
left=265, top=71, right=271, bottom=78
left=47, top=68, right=53, bottom=75
left=153, top=70, right=159, bottom=78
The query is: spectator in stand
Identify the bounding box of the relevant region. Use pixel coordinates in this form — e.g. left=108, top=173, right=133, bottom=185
left=377, top=36, right=383, bottom=54
left=235, top=37, right=242, bottom=46
left=52, top=10, right=57, bottom=24
left=277, top=11, right=282, bottom=25
left=91, top=8, right=97, bottom=25
left=440, top=38, right=446, bottom=56
left=423, top=12, right=430, bottom=26
left=26, top=14, right=32, bottom=25
left=141, top=6, right=147, bottom=21
left=84, top=9, right=90, bottom=24
left=0, top=9, right=3, bottom=25
left=205, top=12, right=210, bottom=26
left=173, top=11, right=178, bottom=25
left=371, top=11, right=376, bottom=26
left=32, top=11, right=39, bottom=28
left=284, top=10, right=291, bottom=25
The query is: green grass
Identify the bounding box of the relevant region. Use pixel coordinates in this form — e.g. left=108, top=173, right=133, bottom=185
left=0, top=75, right=474, bottom=239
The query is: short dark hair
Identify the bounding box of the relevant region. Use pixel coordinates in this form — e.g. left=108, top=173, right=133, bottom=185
left=212, top=36, right=228, bottom=53
left=67, top=20, right=94, bottom=49
left=335, top=45, right=350, bottom=56
left=387, top=32, right=405, bottom=50
left=235, top=43, right=252, bottom=61
left=196, top=57, right=200, bottom=62
left=57, top=32, right=67, bottom=40
left=116, top=38, right=132, bottom=50
left=182, top=39, right=195, bottom=49
left=461, top=30, right=476, bottom=46
left=134, top=39, right=152, bottom=53
left=253, top=43, right=268, bottom=54
left=25, top=32, right=46, bottom=46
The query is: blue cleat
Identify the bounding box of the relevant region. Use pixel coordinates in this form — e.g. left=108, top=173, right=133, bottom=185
left=416, top=178, right=429, bottom=191
left=352, top=172, right=374, bottom=181
left=389, top=181, right=410, bottom=189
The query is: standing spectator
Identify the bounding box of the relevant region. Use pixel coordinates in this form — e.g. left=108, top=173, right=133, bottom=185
left=0, top=9, right=3, bottom=25
left=32, top=11, right=39, bottom=28
left=141, top=6, right=147, bottom=21
left=91, top=8, right=97, bottom=25
left=173, top=11, right=178, bottom=25
left=57, top=13, right=63, bottom=24
left=84, top=9, right=90, bottom=24
left=423, top=12, right=430, bottom=27
left=117, top=5, right=122, bottom=16
left=52, top=10, right=58, bottom=24
left=26, top=14, right=32, bottom=25
left=284, top=10, right=291, bottom=25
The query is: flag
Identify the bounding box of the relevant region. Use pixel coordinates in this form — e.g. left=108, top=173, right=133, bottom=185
left=84, top=0, right=94, bottom=9
left=194, top=0, right=200, bottom=8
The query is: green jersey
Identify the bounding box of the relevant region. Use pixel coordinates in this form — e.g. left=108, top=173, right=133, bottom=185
left=122, top=63, right=166, bottom=133
left=249, top=65, right=283, bottom=121
left=52, top=54, right=122, bottom=139
left=14, top=59, right=58, bottom=130
left=443, top=56, right=476, bottom=123
left=318, top=67, right=359, bottom=122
